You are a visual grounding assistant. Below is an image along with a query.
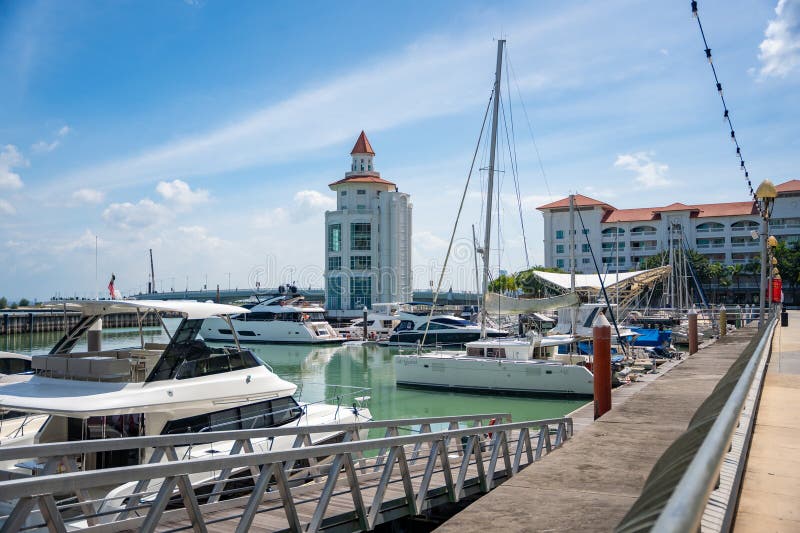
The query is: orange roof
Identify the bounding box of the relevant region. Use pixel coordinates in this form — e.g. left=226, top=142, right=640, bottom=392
left=350, top=131, right=375, bottom=155
left=602, top=201, right=758, bottom=223
left=777, top=179, right=800, bottom=193
left=653, top=202, right=699, bottom=213
left=329, top=175, right=396, bottom=188
left=537, top=194, right=615, bottom=211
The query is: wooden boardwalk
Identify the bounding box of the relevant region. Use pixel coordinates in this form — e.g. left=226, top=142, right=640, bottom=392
left=438, top=327, right=758, bottom=533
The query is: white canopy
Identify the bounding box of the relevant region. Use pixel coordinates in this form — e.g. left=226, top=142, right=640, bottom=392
left=46, top=299, right=248, bottom=320
left=530, top=269, right=657, bottom=291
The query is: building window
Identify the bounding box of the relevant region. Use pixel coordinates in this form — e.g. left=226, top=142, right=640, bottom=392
left=556, top=244, right=564, bottom=254
left=328, top=224, right=341, bottom=252
left=556, top=259, right=565, bottom=269
left=582, top=258, right=591, bottom=264
left=360, top=158, right=365, bottom=171
left=350, top=256, right=371, bottom=270
left=351, top=223, right=371, bottom=250
left=368, top=163, right=372, bottom=171
left=582, top=229, right=590, bottom=235
left=582, top=244, right=590, bottom=253
left=327, top=256, right=341, bottom=271
left=357, top=204, right=366, bottom=210
left=556, top=230, right=564, bottom=239
left=357, top=189, right=366, bottom=195
left=350, top=276, right=372, bottom=309
left=340, top=191, right=347, bottom=196
left=327, top=277, right=341, bottom=310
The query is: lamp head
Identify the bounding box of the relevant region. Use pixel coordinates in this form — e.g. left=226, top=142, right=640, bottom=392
left=767, top=235, right=779, bottom=248
left=755, top=179, right=778, bottom=200
left=772, top=257, right=778, bottom=265
left=772, top=267, right=780, bottom=277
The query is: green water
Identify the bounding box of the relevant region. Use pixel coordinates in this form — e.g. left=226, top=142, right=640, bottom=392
left=3, top=324, right=587, bottom=424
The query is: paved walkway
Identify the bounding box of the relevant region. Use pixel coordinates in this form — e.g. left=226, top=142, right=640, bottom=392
left=735, top=311, right=800, bottom=532
left=437, top=327, right=757, bottom=533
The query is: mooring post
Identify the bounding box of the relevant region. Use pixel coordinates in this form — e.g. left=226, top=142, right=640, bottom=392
left=688, top=308, right=698, bottom=355
left=719, top=305, right=727, bottom=338
left=87, top=319, right=102, bottom=352
left=593, top=314, right=612, bottom=420
left=362, top=306, right=368, bottom=340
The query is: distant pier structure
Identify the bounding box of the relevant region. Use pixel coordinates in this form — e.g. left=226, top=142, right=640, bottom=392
left=324, top=132, right=413, bottom=318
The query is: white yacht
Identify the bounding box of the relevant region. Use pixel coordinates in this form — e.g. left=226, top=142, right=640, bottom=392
left=394, top=336, right=593, bottom=397
left=0, top=299, right=370, bottom=524
left=201, top=295, right=344, bottom=344
left=384, top=310, right=507, bottom=346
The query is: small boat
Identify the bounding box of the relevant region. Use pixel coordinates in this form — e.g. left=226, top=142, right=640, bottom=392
left=201, top=294, right=344, bottom=344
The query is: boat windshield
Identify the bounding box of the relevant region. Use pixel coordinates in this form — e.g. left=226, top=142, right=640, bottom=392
left=146, top=319, right=261, bottom=382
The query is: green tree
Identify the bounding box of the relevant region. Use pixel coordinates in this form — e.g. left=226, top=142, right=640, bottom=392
left=18, top=298, right=30, bottom=307
left=774, top=240, right=800, bottom=303
left=0, top=296, right=6, bottom=309
left=488, top=274, right=517, bottom=294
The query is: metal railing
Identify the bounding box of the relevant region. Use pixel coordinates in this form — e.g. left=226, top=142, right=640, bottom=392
left=0, top=414, right=572, bottom=533
left=616, top=314, right=778, bottom=532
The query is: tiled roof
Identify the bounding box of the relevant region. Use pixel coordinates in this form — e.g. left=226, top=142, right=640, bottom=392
left=602, top=201, right=758, bottom=223
left=537, top=194, right=615, bottom=211
left=653, top=203, right=699, bottom=212
left=776, top=179, right=800, bottom=193
left=329, top=175, right=396, bottom=188
left=350, top=131, right=375, bottom=155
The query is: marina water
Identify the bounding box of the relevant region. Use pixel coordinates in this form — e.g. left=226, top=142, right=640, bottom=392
left=4, top=320, right=587, bottom=429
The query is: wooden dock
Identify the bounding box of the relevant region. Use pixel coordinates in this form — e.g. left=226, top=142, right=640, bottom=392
left=437, top=326, right=758, bottom=533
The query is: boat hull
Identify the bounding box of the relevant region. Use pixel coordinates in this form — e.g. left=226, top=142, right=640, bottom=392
left=394, top=355, right=594, bottom=397
left=202, top=317, right=345, bottom=344
left=385, top=330, right=507, bottom=346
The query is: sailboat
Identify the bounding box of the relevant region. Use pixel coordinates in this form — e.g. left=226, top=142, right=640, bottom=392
left=393, top=40, right=594, bottom=397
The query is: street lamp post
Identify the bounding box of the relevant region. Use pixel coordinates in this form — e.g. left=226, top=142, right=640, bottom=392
left=756, top=180, right=778, bottom=327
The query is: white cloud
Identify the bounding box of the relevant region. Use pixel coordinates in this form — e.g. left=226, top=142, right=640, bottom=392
left=58, top=125, right=71, bottom=137
left=55, top=230, right=99, bottom=253
left=156, top=179, right=210, bottom=208
left=71, top=188, right=105, bottom=204
left=32, top=140, right=60, bottom=153
left=758, top=0, right=800, bottom=78
left=0, top=199, right=15, bottom=215
left=292, top=190, right=335, bottom=214
left=102, top=198, right=171, bottom=230
left=613, top=152, right=671, bottom=188
left=0, top=145, right=26, bottom=190
left=177, top=225, right=224, bottom=248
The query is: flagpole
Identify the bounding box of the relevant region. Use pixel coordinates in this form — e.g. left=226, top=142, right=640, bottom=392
left=95, top=235, right=99, bottom=300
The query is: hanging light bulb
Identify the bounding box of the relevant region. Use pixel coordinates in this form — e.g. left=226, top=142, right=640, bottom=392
left=717, top=82, right=723, bottom=95
left=705, top=48, right=712, bottom=63
left=691, top=1, right=698, bottom=17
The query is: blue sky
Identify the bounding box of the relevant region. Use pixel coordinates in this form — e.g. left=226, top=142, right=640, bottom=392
left=1, top=0, right=798, bottom=301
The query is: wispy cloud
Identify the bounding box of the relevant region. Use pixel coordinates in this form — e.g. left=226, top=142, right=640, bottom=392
left=0, top=145, right=26, bottom=190
left=46, top=6, right=599, bottom=196
left=614, top=152, right=671, bottom=189
left=758, top=0, right=800, bottom=78
left=0, top=199, right=15, bottom=215
left=71, top=188, right=105, bottom=205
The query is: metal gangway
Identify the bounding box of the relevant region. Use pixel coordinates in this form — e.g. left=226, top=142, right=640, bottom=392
left=0, top=413, right=573, bottom=532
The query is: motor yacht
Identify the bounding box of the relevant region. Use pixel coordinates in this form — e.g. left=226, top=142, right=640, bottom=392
left=201, top=295, right=344, bottom=344
left=383, top=310, right=507, bottom=346
left=0, top=299, right=371, bottom=526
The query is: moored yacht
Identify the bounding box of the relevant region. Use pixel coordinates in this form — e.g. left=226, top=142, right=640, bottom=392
left=383, top=310, right=507, bottom=346
left=0, top=299, right=371, bottom=526
left=201, top=294, right=344, bottom=344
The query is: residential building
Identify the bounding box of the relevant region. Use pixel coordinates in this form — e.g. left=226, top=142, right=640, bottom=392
left=537, top=179, right=800, bottom=275
left=324, top=132, right=413, bottom=317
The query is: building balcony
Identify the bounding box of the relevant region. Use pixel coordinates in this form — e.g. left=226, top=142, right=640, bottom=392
left=630, top=231, right=656, bottom=237
left=731, top=241, right=758, bottom=248
left=695, top=228, right=724, bottom=233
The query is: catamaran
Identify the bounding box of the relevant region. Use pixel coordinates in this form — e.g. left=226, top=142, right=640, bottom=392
left=394, top=40, right=595, bottom=397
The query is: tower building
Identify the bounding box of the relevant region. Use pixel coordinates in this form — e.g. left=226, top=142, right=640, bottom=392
left=324, top=132, right=413, bottom=317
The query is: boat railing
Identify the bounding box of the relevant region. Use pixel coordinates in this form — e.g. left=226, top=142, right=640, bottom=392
left=616, top=313, right=778, bottom=532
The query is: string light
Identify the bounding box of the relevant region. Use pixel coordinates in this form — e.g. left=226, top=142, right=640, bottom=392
left=690, top=1, right=763, bottom=216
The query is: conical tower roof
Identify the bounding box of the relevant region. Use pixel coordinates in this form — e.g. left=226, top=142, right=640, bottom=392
left=350, top=131, right=375, bottom=155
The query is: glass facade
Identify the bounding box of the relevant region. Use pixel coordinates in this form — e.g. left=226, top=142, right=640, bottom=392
left=328, top=224, right=341, bottom=252
left=350, top=276, right=372, bottom=309
left=350, top=255, right=371, bottom=270
left=327, top=256, right=341, bottom=271
left=351, top=223, right=371, bottom=250
left=327, top=277, right=342, bottom=310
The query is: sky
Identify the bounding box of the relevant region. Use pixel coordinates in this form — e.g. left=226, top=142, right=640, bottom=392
left=1, top=0, right=799, bottom=301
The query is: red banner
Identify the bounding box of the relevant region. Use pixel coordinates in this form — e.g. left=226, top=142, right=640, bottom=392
left=772, top=278, right=782, bottom=303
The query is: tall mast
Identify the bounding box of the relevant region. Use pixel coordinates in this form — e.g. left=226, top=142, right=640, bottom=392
left=149, top=248, right=156, bottom=294
left=481, top=39, right=505, bottom=340
left=569, top=194, right=577, bottom=335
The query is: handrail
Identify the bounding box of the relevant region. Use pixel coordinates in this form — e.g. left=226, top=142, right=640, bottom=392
left=0, top=417, right=570, bottom=500
left=648, top=315, right=777, bottom=532
left=0, top=413, right=511, bottom=461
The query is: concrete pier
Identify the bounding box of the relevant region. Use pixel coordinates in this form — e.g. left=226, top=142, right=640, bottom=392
left=735, top=310, right=800, bottom=532
left=437, top=326, right=758, bottom=533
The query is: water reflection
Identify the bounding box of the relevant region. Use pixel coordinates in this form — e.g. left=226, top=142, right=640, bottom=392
left=5, top=326, right=587, bottom=425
